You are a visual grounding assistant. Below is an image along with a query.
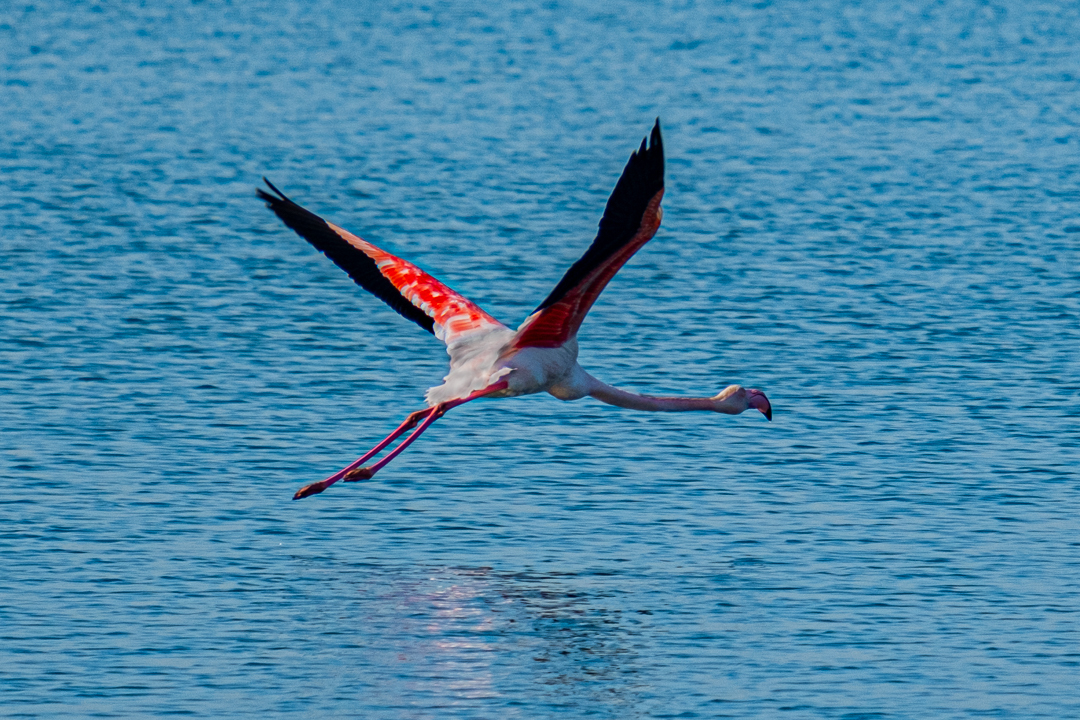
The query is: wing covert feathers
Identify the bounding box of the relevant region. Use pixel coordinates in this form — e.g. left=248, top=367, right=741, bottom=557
left=513, top=120, right=666, bottom=349
left=257, top=180, right=504, bottom=342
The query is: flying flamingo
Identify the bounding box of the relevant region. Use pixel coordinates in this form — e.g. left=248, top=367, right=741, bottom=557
left=258, top=120, right=772, bottom=500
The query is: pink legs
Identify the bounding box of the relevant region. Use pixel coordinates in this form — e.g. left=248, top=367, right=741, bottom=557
left=292, top=381, right=509, bottom=500
left=292, top=410, right=432, bottom=499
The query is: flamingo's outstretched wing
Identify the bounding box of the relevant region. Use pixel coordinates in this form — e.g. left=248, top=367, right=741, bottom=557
left=257, top=180, right=507, bottom=344
left=513, top=120, right=665, bottom=349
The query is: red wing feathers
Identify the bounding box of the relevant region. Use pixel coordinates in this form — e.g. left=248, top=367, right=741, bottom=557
left=258, top=180, right=505, bottom=343
left=513, top=120, right=666, bottom=349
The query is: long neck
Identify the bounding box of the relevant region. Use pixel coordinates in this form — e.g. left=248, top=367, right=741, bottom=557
left=584, top=374, right=718, bottom=412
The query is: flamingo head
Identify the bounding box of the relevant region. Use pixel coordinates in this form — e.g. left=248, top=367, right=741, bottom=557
left=746, top=388, right=772, bottom=421
left=713, top=385, right=772, bottom=420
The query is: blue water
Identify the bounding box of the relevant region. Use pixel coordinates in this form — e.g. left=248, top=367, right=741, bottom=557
left=3, top=1, right=1079, bottom=717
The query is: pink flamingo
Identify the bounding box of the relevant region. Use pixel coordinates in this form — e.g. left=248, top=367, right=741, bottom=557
left=258, top=120, right=772, bottom=500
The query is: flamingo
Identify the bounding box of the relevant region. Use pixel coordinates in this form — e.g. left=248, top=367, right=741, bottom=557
left=258, top=120, right=772, bottom=500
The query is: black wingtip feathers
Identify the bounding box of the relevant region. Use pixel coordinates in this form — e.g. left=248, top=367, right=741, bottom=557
left=533, top=120, right=666, bottom=313
left=257, top=177, right=287, bottom=205
left=254, top=178, right=438, bottom=335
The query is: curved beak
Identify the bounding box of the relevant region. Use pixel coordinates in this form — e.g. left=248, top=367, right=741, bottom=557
left=747, top=389, right=772, bottom=421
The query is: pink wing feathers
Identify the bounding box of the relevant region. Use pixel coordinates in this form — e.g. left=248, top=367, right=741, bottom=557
left=259, top=119, right=664, bottom=350
left=513, top=120, right=665, bottom=349
left=257, top=180, right=506, bottom=344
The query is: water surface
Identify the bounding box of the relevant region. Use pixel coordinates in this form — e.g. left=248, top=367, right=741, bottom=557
left=2, top=1, right=1079, bottom=717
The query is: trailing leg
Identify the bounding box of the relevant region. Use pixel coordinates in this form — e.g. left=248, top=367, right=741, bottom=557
left=292, top=407, right=434, bottom=500
left=291, top=380, right=509, bottom=500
